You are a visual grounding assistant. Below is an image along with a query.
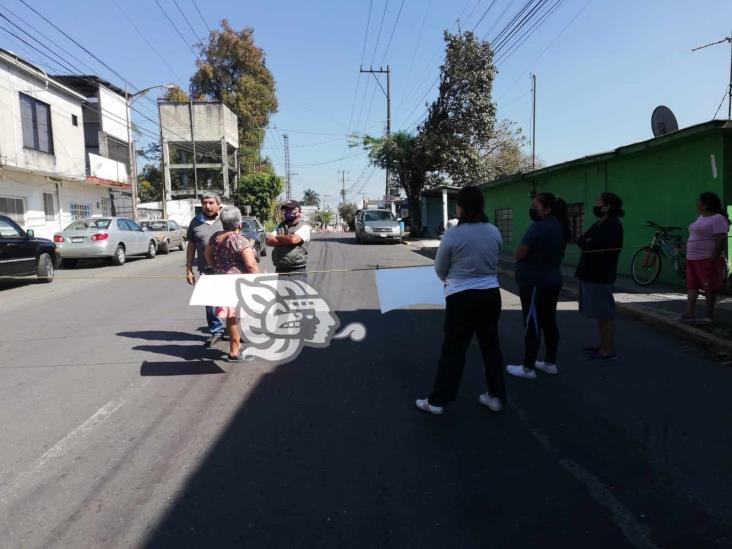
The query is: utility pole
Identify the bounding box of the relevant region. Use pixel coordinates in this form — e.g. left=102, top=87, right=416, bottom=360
left=531, top=73, right=536, bottom=170
left=124, top=84, right=138, bottom=220
left=283, top=133, right=292, bottom=201
left=359, top=65, right=391, bottom=199
left=188, top=100, right=199, bottom=198
left=692, top=32, right=732, bottom=119
left=338, top=169, right=348, bottom=205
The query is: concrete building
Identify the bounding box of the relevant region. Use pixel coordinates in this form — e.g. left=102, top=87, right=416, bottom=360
left=479, top=120, right=732, bottom=285
left=158, top=101, right=239, bottom=203
left=0, top=50, right=132, bottom=239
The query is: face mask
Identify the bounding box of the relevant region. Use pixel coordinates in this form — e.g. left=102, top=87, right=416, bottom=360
left=529, top=208, right=540, bottom=222
left=593, top=206, right=606, bottom=218
left=284, top=211, right=299, bottom=223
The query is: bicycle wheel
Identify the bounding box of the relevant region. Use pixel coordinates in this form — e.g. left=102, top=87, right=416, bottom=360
left=631, top=246, right=662, bottom=286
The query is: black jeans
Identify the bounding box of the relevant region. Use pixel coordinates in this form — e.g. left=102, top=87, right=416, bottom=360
left=519, top=285, right=562, bottom=369
left=429, top=288, right=505, bottom=407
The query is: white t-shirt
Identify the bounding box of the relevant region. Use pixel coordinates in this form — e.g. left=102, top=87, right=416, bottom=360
left=270, top=223, right=311, bottom=242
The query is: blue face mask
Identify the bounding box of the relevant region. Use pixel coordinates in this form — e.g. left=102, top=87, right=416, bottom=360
left=284, top=211, right=298, bottom=223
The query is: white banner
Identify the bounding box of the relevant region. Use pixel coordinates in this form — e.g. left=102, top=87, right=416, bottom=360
left=374, top=266, right=445, bottom=313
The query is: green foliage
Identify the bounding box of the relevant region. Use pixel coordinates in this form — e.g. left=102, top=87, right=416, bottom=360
left=301, top=189, right=320, bottom=207
left=238, top=171, right=283, bottom=223
left=162, top=85, right=190, bottom=102
left=137, top=164, right=162, bottom=203
left=313, top=209, right=333, bottom=227
left=191, top=20, right=278, bottom=175
left=338, top=202, right=358, bottom=231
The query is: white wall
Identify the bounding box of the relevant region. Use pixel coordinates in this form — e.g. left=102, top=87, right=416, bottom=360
left=98, top=85, right=129, bottom=143
left=0, top=170, right=111, bottom=239
left=160, top=103, right=238, bottom=145
left=0, top=57, right=86, bottom=177
left=88, top=152, right=128, bottom=183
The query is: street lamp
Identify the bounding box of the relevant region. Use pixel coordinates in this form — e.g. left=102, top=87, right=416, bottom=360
left=125, top=83, right=176, bottom=220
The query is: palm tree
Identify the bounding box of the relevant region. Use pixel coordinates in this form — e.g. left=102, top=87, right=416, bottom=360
left=302, top=189, right=320, bottom=207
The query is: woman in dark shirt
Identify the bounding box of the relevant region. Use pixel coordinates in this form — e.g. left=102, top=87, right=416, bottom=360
left=575, top=192, right=624, bottom=360
left=507, top=193, right=569, bottom=380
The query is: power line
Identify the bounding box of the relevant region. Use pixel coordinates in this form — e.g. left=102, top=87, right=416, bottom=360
left=110, top=0, right=185, bottom=83
left=495, top=0, right=565, bottom=64
left=395, top=0, right=431, bottom=114
left=471, top=0, right=498, bottom=31
left=172, top=0, right=204, bottom=44
left=369, top=0, right=390, bottom=66
left=190, top=0, right=212, bottom=33
left=153, top=0, right=198, bottom=57
left=379, top=0, right=405, bottom=64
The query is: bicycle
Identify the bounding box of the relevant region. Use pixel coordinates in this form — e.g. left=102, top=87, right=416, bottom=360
left=630, top=221, right=687, bottom=286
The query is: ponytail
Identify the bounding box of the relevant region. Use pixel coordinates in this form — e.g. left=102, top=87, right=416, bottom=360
left=536, top=192, right=571, bottom=241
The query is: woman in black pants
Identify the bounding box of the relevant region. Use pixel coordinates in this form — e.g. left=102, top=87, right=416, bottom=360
left=507, top=193, right=569, bottom=379
left=416, top=186, right=506, bottom=415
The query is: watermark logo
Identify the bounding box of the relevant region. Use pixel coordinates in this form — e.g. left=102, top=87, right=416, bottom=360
left=235, top=276, right=366, bottom=363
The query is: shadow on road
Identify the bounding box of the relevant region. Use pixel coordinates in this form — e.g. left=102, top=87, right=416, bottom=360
left=118, top=330, right=208, bottom=343
left=132, top=343, right=221, bottom=362
left=138, top=306, right=732, bottom=548
left=140, top=360, right=225, bottom=376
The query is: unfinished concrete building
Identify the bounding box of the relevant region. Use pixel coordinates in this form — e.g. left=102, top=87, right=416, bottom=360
left=158, top=101, right=239, bottom=200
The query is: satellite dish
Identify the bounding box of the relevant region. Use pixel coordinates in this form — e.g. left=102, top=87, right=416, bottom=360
left=651, top=106, right=679, bottom=137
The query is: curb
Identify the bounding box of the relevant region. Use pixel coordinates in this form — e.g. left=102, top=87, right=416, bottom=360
left=498, top=266, right=732, bottom=355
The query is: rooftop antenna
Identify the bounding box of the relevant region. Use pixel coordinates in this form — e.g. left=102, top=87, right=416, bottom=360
left=651, top=106, right=679, bottom=137
left=692, top=32, right=732, bottom=119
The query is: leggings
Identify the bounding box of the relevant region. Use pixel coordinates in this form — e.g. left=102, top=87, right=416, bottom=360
left=519, top=285, right=562, bottom=369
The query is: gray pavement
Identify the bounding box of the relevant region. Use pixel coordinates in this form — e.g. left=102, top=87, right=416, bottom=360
left=0, top=234, right=730, bottom=548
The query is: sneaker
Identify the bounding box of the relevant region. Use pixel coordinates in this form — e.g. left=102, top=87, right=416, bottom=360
left=203, top=332, right=224, bottom=348
left=478, top=393, right=504, bottom=412
left=506, top=364, right=537, bottom=379
left=589, top=351, right=618, bottom=361
left=535, top=361, right=558, bottom=375
left=415, top=398, right=444, bottom=415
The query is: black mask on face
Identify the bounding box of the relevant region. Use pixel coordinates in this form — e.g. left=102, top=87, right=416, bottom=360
left=593, top=206, right=606, bottom=218
left=529, top=208, right=541, bottom=221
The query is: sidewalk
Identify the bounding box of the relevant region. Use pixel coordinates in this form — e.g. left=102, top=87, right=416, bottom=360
left=405, top=237, right=732, bottom=355
left=498, top=254, right=732, bottom=355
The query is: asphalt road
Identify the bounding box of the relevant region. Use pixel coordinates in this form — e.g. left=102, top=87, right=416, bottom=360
left=0, top=233, right=730, bottom=548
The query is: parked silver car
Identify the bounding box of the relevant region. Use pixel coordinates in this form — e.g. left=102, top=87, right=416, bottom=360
left=141, top=219, right=186, bottom=254
left=241, top=216, right=266, bottom=261
left=54, top=217, right=157, bottom=267
left=355, top=209, right=401, bottom=243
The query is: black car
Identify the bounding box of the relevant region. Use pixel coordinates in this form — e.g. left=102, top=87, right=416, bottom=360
left=0, top=215, right=57, bottom=282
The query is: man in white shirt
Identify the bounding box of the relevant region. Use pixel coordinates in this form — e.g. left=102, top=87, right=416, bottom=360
left=266, top=200, right=311, bottom=282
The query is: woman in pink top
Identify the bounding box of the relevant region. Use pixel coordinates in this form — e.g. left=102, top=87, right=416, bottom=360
left=682, top=192, right=729, bottom=324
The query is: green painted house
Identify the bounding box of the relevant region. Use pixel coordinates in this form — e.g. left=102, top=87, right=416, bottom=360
left=480, top=120, right=732, bottom=285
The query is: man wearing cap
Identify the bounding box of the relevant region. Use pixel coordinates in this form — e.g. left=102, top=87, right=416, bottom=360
left=267, top=200, right=311, bottom=282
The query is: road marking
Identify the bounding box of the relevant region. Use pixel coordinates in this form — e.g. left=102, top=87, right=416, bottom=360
left=514, top=405, right=660, bottom=549
left=0, top=379, right=150, bottom=507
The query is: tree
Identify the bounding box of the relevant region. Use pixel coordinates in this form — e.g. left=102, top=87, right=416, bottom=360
left=191, top=20, right=278, bottom=175
left=313, top=209, right=333, bottom=227
left=302, top=189, right=320, bottom=207
left=418, top=31, right=498, bottom=185
left=238, top=172, right=283, bottom=223
left=358, top=131, right=426, bottom=235
left=137, top=164, right=162, bottom=203
left=338, top=202, right=358, bottom=231
left=162, top=85, right=190, bottom=102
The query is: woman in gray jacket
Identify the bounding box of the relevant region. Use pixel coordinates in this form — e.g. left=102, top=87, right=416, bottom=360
left=416, top=186, right=506, bottom=415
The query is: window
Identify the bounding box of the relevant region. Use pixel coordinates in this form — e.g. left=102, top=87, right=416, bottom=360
left=71, top=114, right=78, bottom=127
left=43, top=192, right=55, bottom=221
left=101, top=197, right=111, bottom=216
left=20, top=93, right=53, bottom=154
left=0, top=218, right=22, bottom=238
left=0, top=196, right=26, bottom=225
left=567, top=203, right=584, bottom=244
left=127, top=220, right=143, bottom=232
left=494, top=208, right=513, bottom=242
left=69, top=203, right=91, bottom=220
left=363, top=211, right=395, bottom=222
left=107, top=137, right=129, bottom=165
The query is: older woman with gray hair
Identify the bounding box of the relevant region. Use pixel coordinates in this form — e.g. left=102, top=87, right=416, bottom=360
left=205, top=206, right=260, bottom=361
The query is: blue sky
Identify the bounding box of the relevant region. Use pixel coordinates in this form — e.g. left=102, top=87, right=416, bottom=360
left=4, top=0, right=732, bottom=204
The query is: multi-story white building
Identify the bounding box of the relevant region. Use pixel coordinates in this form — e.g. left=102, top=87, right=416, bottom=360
left=0, top=50, right=131, bottom=240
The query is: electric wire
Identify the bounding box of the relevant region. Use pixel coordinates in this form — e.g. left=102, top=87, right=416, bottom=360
left=153, top=0, right=198, bottom=57
left=190, top=0, right=212, bottom=34
left=172, top=0, right=204, bottom=44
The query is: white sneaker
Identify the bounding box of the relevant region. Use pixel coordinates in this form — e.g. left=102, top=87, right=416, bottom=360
left=478, top=393, right=504, bottom=412
left=535, top=361, right=558, bottom=375
left=415, top=398, right=444, bottom=415
left=506, top=364, right=537, bottom=379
